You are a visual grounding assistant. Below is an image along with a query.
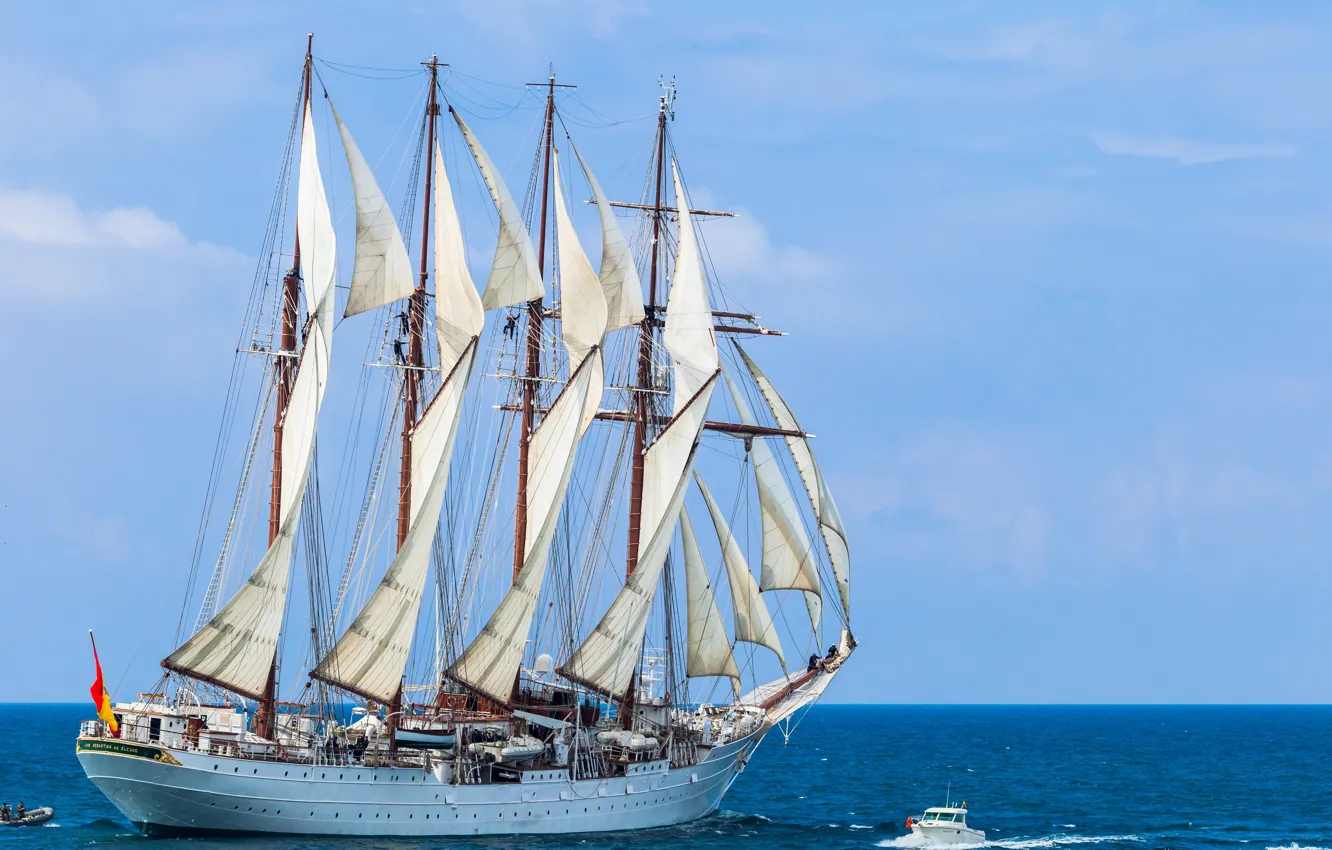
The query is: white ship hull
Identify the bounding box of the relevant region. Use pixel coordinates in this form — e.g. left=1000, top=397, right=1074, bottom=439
left=76, top=731, right=762, bottom=836
left=910, top=823, right=987, bottom=845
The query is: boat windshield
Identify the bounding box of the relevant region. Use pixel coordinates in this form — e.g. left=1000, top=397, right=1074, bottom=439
left=925, top=812, right=957, bottom=822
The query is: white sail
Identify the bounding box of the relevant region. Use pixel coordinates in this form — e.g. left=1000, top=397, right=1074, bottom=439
left=560, top=162, right=720, bottom=698
left=451, top=108, right=544, bottom=311
left=725, top=372, right=821, bottom=631
left=736, top=344, right=850, bottom=618
left=165, top=100, right=337, bottom=700
left=694, top=472, right=784, bottom=666
left=572, top=142, right=645, bottom=331
left=310, top=140, right=483, bottom=704
left=681, top=507, right=740, bottom=687
left=331, top=100, right=416, bottom=319
left=447, top=148, right=607, bottom=704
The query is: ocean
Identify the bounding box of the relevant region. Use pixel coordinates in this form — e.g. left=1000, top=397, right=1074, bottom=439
left=1, top=704, right=1327, bottom=849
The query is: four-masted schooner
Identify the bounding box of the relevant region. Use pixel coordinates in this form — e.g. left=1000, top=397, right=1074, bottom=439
left=76, top=37, right=855, bottom=837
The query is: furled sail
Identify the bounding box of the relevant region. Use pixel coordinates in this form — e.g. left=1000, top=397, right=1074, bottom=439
left=693, top=472, right=784, bottom=666
left=725, top=372, right=821, bottom=631
left=331, top=99, right=416, bottom=319
left=164, top=100, right=337, bottom=700
left=680, top=507, right=740, bottom=687
left=310, top=140, right=483, bottom=704
left=572, top=142, right=645, bottom=331
left=736, top=343, right=850, bottom=618
left=560, top=162, right=720, bottom=698
left=446, top=147, right=607, bottom=704
left=450, top=107, right=544, bottom=311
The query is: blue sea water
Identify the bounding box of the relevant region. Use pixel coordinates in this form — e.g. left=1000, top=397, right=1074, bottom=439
left=1, top=704, right=1328, bottom=849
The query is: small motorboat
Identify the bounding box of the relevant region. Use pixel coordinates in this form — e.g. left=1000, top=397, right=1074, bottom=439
left=908, top=804, right=984, bottom=845
left=3, top=806, right=54, bottom=827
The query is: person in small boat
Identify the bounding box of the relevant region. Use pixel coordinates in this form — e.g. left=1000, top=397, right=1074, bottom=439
left=15, top=803, right=24, bottom=820
left=0, top=803, right=10, bottom=822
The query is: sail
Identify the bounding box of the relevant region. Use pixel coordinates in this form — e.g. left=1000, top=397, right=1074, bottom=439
left=681, top=507, right=740, bottom=686
left=560, top=162, right=720, bottom=698
left=310, top=140, right=483, bottom=704
left=736, top=343, right=850, bottom=618
left=331, top=99, right=416, bottom=319
left=450, top=108, right=544, bottom=311
left=446, top=148, right=607, bottom=704
left=164, top=100, right=337, bottom=700
left=725, top=372, right=821, bottom=631
left=572, top=142, right=645, bottom=331
left=694, top=472, right=784, bottom=666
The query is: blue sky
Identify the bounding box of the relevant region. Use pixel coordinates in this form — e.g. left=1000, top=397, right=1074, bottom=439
left=3, top=1, right=1332, bottom=703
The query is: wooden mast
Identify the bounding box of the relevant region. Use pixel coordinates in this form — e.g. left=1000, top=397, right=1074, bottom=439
left=399, top=57, right=441, bottom=551
left=618, top=85, right=671, bottom=723
left=513, top=76, right=563, bottom=581
left=389, top=55, right=442, bottom=748
left=624, top=93, right=670, bottom=579
left=257, top=34, right=313, bottom=742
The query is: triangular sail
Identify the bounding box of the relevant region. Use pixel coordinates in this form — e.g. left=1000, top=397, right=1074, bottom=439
left=446, top=147, right=608, bottom=704
left=736, top=343, right=850, bottom=618
left=560, top=161, right=720, bottom=699
left=725, top=372, right=821, bottom=631
left=681, top=507, right=740, bottom=687
left=572, top=142, right=645, bottom=331
left=451, top=107, right=544, bottom=311
left=693, top=472, right=784, bottom=666
left=164, top=100, right=337, bottom=700
left=310, top=140, right=483, bottom=704
left=331, top=99, right=416, bottom=319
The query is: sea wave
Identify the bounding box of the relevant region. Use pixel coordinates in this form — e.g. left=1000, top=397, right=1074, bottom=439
left=1266, top=845, right=1332, bottom=850
left=879, top=835, right=1144, bottom=849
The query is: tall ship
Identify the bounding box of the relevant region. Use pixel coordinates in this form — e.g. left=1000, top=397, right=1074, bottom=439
left=76, top=38, right=855, bottom=836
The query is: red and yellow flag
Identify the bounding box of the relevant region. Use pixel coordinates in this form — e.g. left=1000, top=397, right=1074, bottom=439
left=89, top=632, right=119, bottom=737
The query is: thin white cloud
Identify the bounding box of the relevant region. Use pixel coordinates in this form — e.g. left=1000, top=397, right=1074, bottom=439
left=0, top=187, right=246, bottom=303
left=1090, top=133, right=1294, bottom=166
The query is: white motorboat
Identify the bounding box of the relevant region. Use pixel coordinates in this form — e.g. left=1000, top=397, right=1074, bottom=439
left=908, top=805, right=985, bottom=845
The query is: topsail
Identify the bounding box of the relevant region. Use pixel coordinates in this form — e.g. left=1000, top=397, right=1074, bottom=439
left=332, top=100, right=417, bottom=319
left=310, top=140, right=483, bottom=704
left=559, top=162, right=719, bottom=698
left=164, top=100, right=337, bottom=699
left=451, top=108, right=544, bottom=311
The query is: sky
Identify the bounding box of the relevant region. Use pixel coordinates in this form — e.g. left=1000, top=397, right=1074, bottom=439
left=3, top=0, right=1332, bottom=704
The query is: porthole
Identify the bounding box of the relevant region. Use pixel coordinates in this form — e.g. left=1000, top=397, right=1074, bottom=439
left=358, top=813, right=362, bottom=818
left=253, top=768, right=257, bottom=774
left=283, top=770, right=288, bottom=777
left=322, top=773, right=326, bottom=779
left=213, top=765, right=218, bottom=771
left=276, top=810, right=281, bottom=815
left=339, top=774, right=343, bottom=779
left=233, top=767, right=238, bottom=773
left=335, top=813, right=339, bottom=818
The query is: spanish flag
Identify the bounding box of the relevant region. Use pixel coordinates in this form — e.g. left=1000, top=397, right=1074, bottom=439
left=89, top=631, right=119, bottom=737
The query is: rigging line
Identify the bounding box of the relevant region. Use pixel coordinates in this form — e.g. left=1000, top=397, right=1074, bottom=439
left=315, top=57, right=427, bottom=79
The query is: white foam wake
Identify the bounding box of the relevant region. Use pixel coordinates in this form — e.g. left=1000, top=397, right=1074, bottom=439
left=1267, top=845, right=1332, bottom=850
left=879, top=835, right=1144, bottom=850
